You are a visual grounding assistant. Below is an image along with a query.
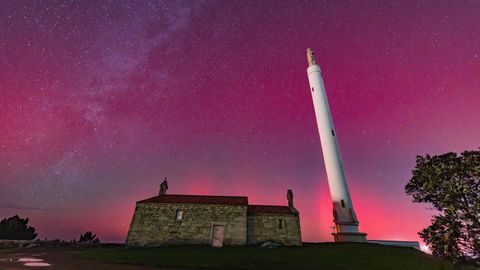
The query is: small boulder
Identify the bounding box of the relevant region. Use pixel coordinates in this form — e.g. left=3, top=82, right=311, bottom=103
left=25, top=243, right=38, bottom=248
left=259, top=241, right=283, bottom=248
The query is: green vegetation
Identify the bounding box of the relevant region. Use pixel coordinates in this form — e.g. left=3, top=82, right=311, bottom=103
left=80, top=243, right=472, bottom=270
left=405, top=150, right=480, bottom=262
left=78, top=231, right=100, bottom=244
left=0, top=215, right=37, bottom=240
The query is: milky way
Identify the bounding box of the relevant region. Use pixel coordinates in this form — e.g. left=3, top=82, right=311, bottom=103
left=1, top=1, right=479, bottom=243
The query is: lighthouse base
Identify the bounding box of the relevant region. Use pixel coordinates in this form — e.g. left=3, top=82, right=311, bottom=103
left=332, top=232, right=367, bottom=242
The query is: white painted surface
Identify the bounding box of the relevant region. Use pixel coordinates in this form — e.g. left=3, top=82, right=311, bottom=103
left=18, top=258, right=43, bottom=262
left=18, top=257, right=51, bottom=267
left=307, top=63, right=360, bottom=233
left=24, top=262, right=51, bottom=267
left=368, top=240, right=421, bottom=250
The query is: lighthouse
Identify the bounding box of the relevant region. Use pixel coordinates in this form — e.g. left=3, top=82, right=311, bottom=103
left=306, top=48, right=367, bottom=242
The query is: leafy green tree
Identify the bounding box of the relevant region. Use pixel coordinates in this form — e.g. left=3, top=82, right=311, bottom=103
left=78, top=231, right=100, bottom=244
left=0, top=215, right=37, bottom=240
left=405, top=150, right=480, bottom=262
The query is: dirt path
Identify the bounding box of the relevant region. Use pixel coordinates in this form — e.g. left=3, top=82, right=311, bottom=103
left=0, top=248, right=165, bottom=270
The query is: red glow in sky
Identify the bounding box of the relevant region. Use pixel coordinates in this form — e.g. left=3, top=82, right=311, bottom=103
left=0, top=1, right=479, bottom=244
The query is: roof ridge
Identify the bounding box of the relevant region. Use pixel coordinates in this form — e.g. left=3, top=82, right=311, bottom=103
left=161, top=194, right=248, bottom=198
left=248, top=204, right=289, bottom=207
left=137, top=194, right=249, bottom=206
left=248, top=204, right=296, bottom=215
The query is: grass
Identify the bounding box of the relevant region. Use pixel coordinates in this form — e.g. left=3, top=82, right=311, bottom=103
left=79, top=242, right=473, bottom=270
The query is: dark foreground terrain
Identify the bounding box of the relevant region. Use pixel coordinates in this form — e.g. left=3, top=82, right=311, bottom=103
left=0, top=247, right=159, bottom=270
left=0, top=243, right=476, bottom=270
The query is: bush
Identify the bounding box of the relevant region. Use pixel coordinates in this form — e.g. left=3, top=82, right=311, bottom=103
left=79, top=231, right=100, bottom=244
left=0, top=215, right=37, bottom=240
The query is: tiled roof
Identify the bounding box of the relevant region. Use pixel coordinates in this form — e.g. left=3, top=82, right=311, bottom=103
left=248, top=205, right=295, bottom=215
left=138, top=194, right=248, bottom=206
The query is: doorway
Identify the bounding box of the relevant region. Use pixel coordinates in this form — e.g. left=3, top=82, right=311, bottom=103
left=211, top=225, right=225, bottom=248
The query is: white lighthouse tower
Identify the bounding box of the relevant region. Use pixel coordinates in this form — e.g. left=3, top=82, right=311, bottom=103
left=306, top=48, right=367, bottom=242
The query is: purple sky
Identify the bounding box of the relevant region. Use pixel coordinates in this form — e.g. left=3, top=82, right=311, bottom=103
left=0, top=1, right=479, bottom=245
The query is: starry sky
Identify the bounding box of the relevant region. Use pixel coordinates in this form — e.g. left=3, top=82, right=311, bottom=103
left=1, top=1, right=479, bottom=245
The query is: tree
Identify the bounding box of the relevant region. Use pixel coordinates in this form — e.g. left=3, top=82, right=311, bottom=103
left=0, top=215, right=37, bottom=240
left=405, top=150, right=480, bottom=262
left=78, top=231, right=100, bottom=244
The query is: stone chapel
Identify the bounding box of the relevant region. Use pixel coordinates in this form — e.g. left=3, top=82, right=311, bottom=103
left=126, top=181, right=302, bottom=247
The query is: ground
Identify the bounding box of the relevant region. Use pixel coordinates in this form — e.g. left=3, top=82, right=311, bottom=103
left=0, top=243, right=476, bottom=270
left=0, top=248, right=159, bottom=270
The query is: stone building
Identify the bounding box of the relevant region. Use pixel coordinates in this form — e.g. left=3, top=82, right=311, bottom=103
left=126, top=184, right=301, bottom=247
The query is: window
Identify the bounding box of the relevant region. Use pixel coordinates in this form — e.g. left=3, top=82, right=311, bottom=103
left=331, top=129, right=335, bottom=136
left=311, top=87, right=314, bottom=92
left=278, top=219, right=283, bottom=229
left=341, top=200, right=345, bottom=208
left=175, top=210, right=183, bottom=221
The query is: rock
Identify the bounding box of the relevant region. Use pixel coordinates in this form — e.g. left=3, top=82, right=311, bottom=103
left=259, top=241, right=283, bottom=248
left=25, top=243, right=38, bottom=248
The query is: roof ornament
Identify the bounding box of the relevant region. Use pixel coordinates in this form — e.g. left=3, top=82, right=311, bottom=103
left=159, top=177, right=168, bottom=196
left=307, top=48, right=316, bottom=66
left=287, top=189, right=294, bottom=208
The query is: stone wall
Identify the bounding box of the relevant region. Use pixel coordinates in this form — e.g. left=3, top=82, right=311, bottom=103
left=126, top=203, right=247, bottom=246
left=247, top=214, right=301, bottom=246
left=0, top=239, right=33, bottom=248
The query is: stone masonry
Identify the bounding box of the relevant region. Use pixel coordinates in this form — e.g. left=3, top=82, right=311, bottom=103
left=126, top=202, right=247, bottom=246
left=126, top=189, right=302, bottom=247
left=247, top=212, right=301, bottom=246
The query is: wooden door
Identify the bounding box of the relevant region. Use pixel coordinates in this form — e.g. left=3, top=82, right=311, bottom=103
left=211, top=225, right=225, bottom=248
